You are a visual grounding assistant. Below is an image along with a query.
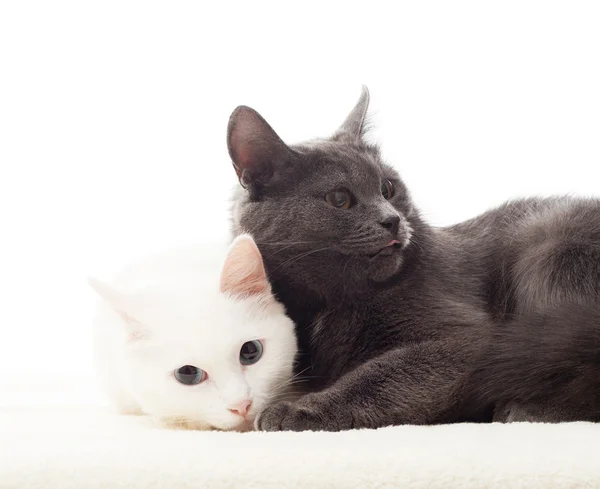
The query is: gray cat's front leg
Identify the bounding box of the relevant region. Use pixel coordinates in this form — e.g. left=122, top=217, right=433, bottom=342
left=256, top=339, right=474, bottom=432
left=255, top=392, right=351, bottom=432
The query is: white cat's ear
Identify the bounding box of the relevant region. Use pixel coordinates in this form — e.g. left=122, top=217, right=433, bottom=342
left=333, top=85, right=370, bottom=142
left=88, top=277, right=146, bottom=339
left=220, top=235, right=270, bottom=298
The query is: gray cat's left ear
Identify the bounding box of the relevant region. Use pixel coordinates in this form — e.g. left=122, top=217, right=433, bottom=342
left=333, top=85, right=370, bottom=142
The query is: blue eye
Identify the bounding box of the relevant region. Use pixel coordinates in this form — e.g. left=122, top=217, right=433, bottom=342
left=240, top=340, right=263, bottom=365
left=174, top=365, right=206, bottom=385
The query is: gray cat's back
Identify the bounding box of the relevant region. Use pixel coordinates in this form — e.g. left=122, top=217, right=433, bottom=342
left=439, top=196, right=600, bottom=315
left=447, top=196, right=600, bottom=241
left=226, top=88, right=600, bottom=428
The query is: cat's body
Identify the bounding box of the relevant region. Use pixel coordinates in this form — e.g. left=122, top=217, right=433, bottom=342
left=470, top=302, right=600, bottom=422
left=226, top=87, right=600, bottom=430
left=89, top=235, right=298, bottom=431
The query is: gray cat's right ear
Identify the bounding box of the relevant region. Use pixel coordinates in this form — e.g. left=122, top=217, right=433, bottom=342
left=88, top=277, right=146, bottom=339
left=227, top=106, right=294, bottom=190
left=333, top=85, right=370, bottom=142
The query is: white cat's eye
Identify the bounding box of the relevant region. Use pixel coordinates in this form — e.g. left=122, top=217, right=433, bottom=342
left=174, top=365, right=207, bottom=385
left=240, top=340, right=263, bottom=366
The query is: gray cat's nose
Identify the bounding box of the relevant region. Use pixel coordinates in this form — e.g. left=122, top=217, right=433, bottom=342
left=380, top=215, right=400, bottom=235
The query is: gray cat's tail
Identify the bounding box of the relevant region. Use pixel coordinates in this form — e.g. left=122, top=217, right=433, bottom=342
left=468, top=303, right=600, bottom=420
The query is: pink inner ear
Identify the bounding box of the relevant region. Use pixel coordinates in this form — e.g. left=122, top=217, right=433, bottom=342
left=117, top=312, right=147, bottom=341
left=229, top=109, right=259, bottom=171
left=230, top=130, right=250, bottom=171
left=220, top=237, right=269, bottom=298
left=127, top=330, right=146, bottom=342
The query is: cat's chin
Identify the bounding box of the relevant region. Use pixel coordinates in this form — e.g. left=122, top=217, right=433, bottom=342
left=368, top=251, right=404, bottom=283
left=215, top=418, right=254, bottom=432
left=155, top=416, right=215, bottom=431
left=155, top=416, right=253, bottom=432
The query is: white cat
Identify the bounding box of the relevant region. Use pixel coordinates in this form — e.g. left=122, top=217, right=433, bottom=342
left=88, top=235, right=297, bottom=431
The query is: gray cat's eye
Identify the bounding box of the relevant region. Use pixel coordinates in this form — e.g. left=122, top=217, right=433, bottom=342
left=174, top=365, right=206, bottom=385
left=240, top=340, right=263, bottom=365
left=325, top=189, right=352, bottom=209
left=381, top=180, right=394, bottom=200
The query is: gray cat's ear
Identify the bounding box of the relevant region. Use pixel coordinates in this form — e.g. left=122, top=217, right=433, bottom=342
left=88, top=277, right=147, bottom=340
left=227, top=106, right=294, bottom=189
left=333, top=85, right=370, bottom=142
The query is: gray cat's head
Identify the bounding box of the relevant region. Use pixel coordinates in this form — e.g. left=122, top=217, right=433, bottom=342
left=228, top=87, right=422, bottom=299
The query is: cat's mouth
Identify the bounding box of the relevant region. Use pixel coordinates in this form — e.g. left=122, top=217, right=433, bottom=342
left=369, top=240, right=403, bottom=258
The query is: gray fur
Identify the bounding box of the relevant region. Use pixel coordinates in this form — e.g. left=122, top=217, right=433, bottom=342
left=226, top=88, right=600, bottom=431
left=333, top=85, right=370, bottom=141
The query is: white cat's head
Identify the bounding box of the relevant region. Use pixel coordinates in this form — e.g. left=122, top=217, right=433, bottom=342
left=89, top=235, right=297, bottom=431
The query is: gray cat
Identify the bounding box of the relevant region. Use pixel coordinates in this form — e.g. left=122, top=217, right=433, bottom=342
left=227, top=86, right=600, bottom=431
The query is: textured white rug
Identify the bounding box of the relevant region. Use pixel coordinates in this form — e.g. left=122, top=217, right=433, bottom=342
left=1, top=406, right=600, bottom=489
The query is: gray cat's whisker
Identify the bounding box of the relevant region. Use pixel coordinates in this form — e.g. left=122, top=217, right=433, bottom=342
left=272, top=247, right=332, bottom=272
left=228, top=87, right=600, bottom=430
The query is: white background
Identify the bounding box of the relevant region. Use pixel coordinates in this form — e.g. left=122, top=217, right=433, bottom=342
left=1, top=1, right=599, bottom=400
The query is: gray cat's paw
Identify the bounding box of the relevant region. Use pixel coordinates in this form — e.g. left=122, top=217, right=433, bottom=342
left=255, top=398, right=348, bottom=432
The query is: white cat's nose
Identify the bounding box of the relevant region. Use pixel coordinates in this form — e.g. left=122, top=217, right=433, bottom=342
left=228, top=399, right=252, bottom=417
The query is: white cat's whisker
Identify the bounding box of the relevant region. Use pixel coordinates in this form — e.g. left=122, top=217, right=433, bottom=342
left=90, top=235, right=299, bottom=433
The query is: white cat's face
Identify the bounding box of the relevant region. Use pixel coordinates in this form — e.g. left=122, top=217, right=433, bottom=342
left=124, top=292, right=296, bottom=431
left=90, top=235, right=297, bottom=431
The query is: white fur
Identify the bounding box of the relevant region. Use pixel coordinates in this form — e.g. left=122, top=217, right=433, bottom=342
left=4, top=409, right=600, bottom=488
left=89, top=236, right=297, bottom=431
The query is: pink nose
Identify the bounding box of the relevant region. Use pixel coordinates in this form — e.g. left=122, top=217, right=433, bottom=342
left=228, top=399, right=252, bottom=417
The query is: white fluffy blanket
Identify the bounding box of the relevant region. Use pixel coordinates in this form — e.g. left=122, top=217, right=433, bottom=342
left=1, top=406, right=600, bottom=489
